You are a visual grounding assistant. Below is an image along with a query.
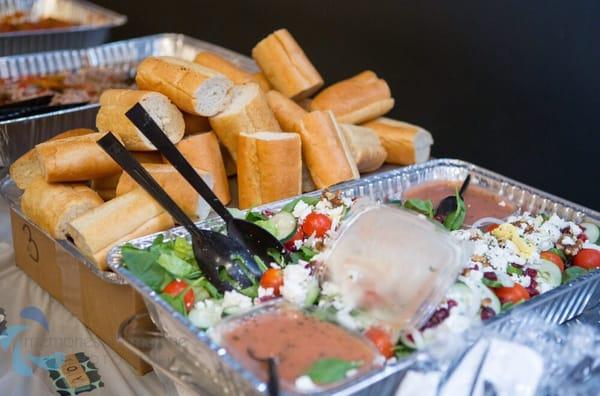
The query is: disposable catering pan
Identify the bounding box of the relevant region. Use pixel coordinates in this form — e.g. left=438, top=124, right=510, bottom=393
left=0, top=0, right=126, bottom=55
left=0, top=32, right=258, bottom=166
left=108, top=158, right=600, bottom=396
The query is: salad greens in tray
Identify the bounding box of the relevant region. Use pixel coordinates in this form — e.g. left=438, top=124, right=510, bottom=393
left=121, top=188, right=600, bottom=366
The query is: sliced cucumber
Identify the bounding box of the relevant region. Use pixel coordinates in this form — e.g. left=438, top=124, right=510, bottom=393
left=254, top=219, right=278, bottom=238
left=399, top=332, right=418, bottom=349
left=537, top=259, right=562, bottom=288
left=446, top=282, right=480, bottom=318
left=581, top=222, right=600, bottom=244
left=303, top=278, right=320, bottom=306
left=270, top=211, right=298, bottom=241
left=479, top=285, right=501, bottom=314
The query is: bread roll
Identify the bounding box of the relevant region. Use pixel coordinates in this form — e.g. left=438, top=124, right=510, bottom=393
left=172, top=132, right=231, bottom=204
left=237, top=132, right=302, bottom=209
left=194, top=51, right=270, bottom=91
left=35, top=132, right=122, bottom=182
left=362, top=117, right=433, bottom=165
left=310, top=71, right=394, bottom=124
left=116, top=163, right=213, bottom=220
left=209, top=83, right=280, bottom=162
left=10, top=128, right=94, bottom=190
left=91, top=173, right=121, bottom=200
left=66, top=189, right=174, bottom=270
left=295, top=111, right=359, bottom=188
left=131, top=151, right=164, bottom=164
left=21, top=179, right=103, bottom=239
left=136, top=56, right=233, bottom=116
left=266, top=90, right=307, bottom=132
left=221, top=146, right=237, bottom=177
left=252, top=29, right=323, bottom=100
left=182, top=112, right=211, bottom=134
left=253, top=72, right=271, bottom=92
left=340, top=124, right=387, bottom=172
left=96, top=89, right=184, bottom=151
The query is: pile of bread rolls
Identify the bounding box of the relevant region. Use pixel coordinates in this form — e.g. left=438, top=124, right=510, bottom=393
left=9, top=28, right=433, bottom=270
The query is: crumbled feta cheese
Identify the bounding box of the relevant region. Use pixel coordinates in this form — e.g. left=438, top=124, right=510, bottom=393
left=293, top=239, right=304, bottom=250
left=341, top=196, right=353, bottom=207
left=336, top=308, right=359, bottom=330
left=561, top=236, right=575, bottom=246
left=281, top=264, right=314, bottom=306
left=295, top=376, right=318, bottom=392
left=292, top=200, right=313, bottom=223
left=315, top=199, right=332, bottom=212
left=222, top=290, right=253, bottom=313
left=189, top=300, right=223, bottom=329
left=258, top=287, right=274, bottom=299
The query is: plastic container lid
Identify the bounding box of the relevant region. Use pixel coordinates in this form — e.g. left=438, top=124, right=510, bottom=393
left=324, top=199, right=469, bottom=332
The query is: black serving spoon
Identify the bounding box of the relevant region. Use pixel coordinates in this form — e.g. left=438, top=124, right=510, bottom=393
left=435, top=174, right=471, bottom=219
left=125, top=103, right=288, bottom=268
left=97, top=132, right=259, bottom=293
left=248, top=348, right=279, bottom=396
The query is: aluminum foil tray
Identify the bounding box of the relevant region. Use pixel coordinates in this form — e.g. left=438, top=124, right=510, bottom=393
left=0, top=0, right=126, bottom=55
left=108, top=159, right=600, bottom=396
left=0, top=32, right=258, bottom=166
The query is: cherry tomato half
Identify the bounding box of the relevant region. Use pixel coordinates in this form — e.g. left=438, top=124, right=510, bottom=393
left=260, top=268, right=284, bottom=295
left=365, top=327, right=395, bottom=358
left=540, top=251, right=565, bottom=272
left=573, top=249, right=600, bottom=270
left=183, top=289, right=195, bottom=312
left=302, top=212, right=332, bottom=238
left=493, top=284, right=530, bottom=304
left=284, top=227, right=305, bottom=251
left=163, top=279, right=188, bottom=297
left=484, top=223, right=500, bottom=233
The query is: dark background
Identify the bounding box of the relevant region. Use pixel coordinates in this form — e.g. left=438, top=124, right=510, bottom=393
left=96, top=0, right=599, bottom=208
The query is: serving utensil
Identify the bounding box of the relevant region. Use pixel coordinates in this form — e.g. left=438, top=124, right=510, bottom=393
left=98, top=132, right=259, bottom=293
left=434, top=174, right=471, bottom=219
left=247, top=348, right=279, bottom=396
left=125, top=103, right=288, bottom=267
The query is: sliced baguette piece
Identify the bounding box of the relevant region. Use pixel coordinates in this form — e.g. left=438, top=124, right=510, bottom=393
left=310, top=71, right=394, bottom=124
left=116, top=163, right=213, bottom=220
left=221, top=146, right=237, bottom=177
left=252, top=29, right=323, bottom=100
left=362, top=117, right=433, bottom=165
left=91, top=173, right=121, bottom=201
left=194, top=51, right=270, bottom=91
left=21, top=178, right=104, bottom=239
left=131, top=151, right=164, bottom=164
left=182, top=112, right=211, bottom=134
left=253, top=72, right=271, bottom=92
left=237, top=131, right=302, bottom=209
left=66, top=189, right=174, bottom=270
left=96, top=89, right=184, bottom=151
left=295, top=111, right=359, bottom=189
left=35, top=132, right=122, bottom=182
left=266, top=90, right=307, bottom=132
left=136, top=56, right=233, bottom=116
left=9, top=128, right=94, bottom=190
left=209, top=82, right=280, bottom=162
left=340, top=124, right=387, bottom=172
left=172, top=132, right=231, bottom=204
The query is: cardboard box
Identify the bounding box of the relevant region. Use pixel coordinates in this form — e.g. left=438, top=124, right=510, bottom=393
left=10, top=208, right=151, bottom=374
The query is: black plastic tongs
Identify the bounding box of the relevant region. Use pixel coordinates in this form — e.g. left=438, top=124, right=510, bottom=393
left=124, top=103, right=289, bottom=266
left=97, top=133, right=260, bottom=293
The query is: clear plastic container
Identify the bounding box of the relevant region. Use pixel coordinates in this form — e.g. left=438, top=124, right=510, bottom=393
left=323, top=199, right=470, bottom=332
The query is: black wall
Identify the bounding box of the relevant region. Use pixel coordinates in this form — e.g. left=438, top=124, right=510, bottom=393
left=96, top=0, right=599, bottom=208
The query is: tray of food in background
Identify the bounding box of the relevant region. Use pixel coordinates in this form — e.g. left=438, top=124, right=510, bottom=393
left=0, top=0, right=126, bottom=55
left=107, top=158, right=600, bottom=395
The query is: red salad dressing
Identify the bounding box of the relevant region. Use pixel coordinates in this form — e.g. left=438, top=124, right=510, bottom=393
left=404, top=181, right=515, bottom=225
left=222, top=307, right=376, bottom=388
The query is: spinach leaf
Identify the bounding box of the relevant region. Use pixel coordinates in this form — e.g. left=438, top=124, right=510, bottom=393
left=173, top=237, right=194, bottom=261
left=254, top=219, right=278, bottom=237
left=281, top=196, right=321, bottom=213
left=506, top=264, right=523, bottom=276
left=403, top=199, right=434, bottom=218
left=300, top=246, right=318, bottom=261
left=254, top=255, right=269, bottom=273
left=191, top=278, right=222, bottom=299
left=157, top=253, right=197, bottom=278
left=443, top=192, right=466, bottom=231
left=562, top=266, right=588, bottom=284
left=160, top=292, right=187, bottom=316
left=549, top=248, right=567, bottom=262
left=481, top=278, right=503, bottom=288
left=240, top=284, right=258, bottom=298
left=245, top=211, right=267, bottom=222
left=393, top=343, right=415, bottom=358
left=267, top=248, right=285, bottom=266
left=122, top=246, right=172, bottom=292
left=306, top=358, right=362, bottom=385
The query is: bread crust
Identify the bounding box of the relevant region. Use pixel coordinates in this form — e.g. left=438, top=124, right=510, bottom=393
left=295, top=111, right=359, bottom=189
left=21, top=178, right=103, bottom=239
left=340, top=124, right=387, bottom=172
left=173, top=132, right=231, bottom=204
left=96, top=89, right=185, bottom=151
left=237, top=132, right=302, bottom=209
left=362, top=117, right=434, bottom=165
left=35, top=132, right=123, bottom=182
left=182, top=112, right=211, bottom=135
left=136, top=56, right=233, bottom=116
left=252, top=29, right=323, bottom=100
left=310, top=71, right=394, bottom=124
left=266, top=90, right=307, bottom=132
left=194, top=51, right=270, bottom=91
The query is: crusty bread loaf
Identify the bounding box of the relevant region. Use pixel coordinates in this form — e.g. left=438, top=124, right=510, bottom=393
left=131, top=151, right=164, bottom=164
left=35, top=132, right=122, bottom=182
left=340, top=124, right=387, bottom=172
left=221, top=145, right=237, bottom=176
left=253, top=72, right=271, bottom=92
left=21, top=178, right=103, bottom=239
left=172, top=132, right=231, bottom=204
left=194, top=51, right=270, bottom=91
left=136, top=56, right=233, bottom=116
left=362, top=117, right=433, bottom=165
left=9, top=128, right=95, bottom=190
left=310, top=71, right=394, bottom=124
left=252, top=29, right=323, bottom=100
left=237, top=132, right=302, bottom=209
left=66, top=188, right=174, bottom=270
left=266, top=90, right=307, bottom=132
left=116, top=163, right=213, bottom=220
left=182, top=112, right=211, bottom=134
left=91, top=173, right=121, bottom=201
left=209, top=82, right=280, bottom=162
left=96, top=89, right=185, bottom=151
left=295, top=111, right=359, bottom=188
